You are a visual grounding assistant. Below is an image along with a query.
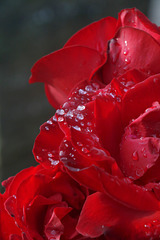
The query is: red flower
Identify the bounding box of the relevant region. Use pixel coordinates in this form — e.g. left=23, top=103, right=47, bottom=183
left=0, top=165, right=88, bottom=240
left=29, top=8, right=160, bottom=109
left=31, top=8, right=160, bottom=239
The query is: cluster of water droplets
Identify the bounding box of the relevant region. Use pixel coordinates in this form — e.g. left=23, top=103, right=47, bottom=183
left=35, top=116, right=60, bottom=168
left=55, top=81, right=101, bottom=134
left=142, top=220, right=160, bottom=239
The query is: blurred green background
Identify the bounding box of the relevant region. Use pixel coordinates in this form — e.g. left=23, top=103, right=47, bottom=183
left=0, top=0, right=151, bottom=182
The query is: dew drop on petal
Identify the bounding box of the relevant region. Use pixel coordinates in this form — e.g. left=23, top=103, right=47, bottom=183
left=82, top=147, right=89, bottom=153
left=56, top=109, right=65, bottom=115
left=136, top=168, right=144, bottom=177
left=58, top=117, right=64, bottom=122
left=77, top=113, right=84, bottom=120
left=77, top=105, right=85, bottom=111
left=72, top=126, right=81, bottom=131
left=132, top=151, right=139, bottom=161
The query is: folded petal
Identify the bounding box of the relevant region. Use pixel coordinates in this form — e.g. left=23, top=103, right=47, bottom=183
left=65, top=17, right=117, bottom=54
left=117, top=8, right=160, bottom=44
left=102, top=27, right=160, bottom=84
left=30, top=46, right=105, bottom=108
left=77, top=192, right=160, bottom=240
left=122, top=74, right=160, bottom=126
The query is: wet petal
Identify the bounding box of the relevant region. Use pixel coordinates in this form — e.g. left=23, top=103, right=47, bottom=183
left=77, top=192, right=160, bottom=240
left=117, top=8, right=160, bottom=44
left=102, top=27, right=160, bottom=84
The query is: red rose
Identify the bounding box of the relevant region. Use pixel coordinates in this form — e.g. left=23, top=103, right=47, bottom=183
left=29, top=8, right=160, bottom=109
left=31, top=8, right=160, bottom=239
left=0, top=165, right=88, bottom=240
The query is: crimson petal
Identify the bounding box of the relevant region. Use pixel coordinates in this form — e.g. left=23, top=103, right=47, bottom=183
left=77, top=192, right=160, bottom=240
left=65, top=17, right=117, bottom=54
left=117, top=8, right=160, bottom=44
left=33, top=116, right=64, bottom=168
left=29, top=46, right=105, bottom=108
left=122, top=74, right=160, bottom=126
left=102, top=27, right=160, bottom=84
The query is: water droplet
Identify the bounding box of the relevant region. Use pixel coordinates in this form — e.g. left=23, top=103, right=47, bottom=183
left=123, top=46, right=129, bottom=55
left=109, top=39, right=121, bottom=63
left=45, top=126, right=49, bottom=131
left=82, top=147, right=89, bottom=153
left=124, top=56, right=131, bottom=64
left=116, top=96, right=121, bottom=102
left=76, top=113, right=84, bottom=120
left=124, top=40, right=128, bottom=46
left=52, top=115, right=57, bottom=122
left=66, top=110, right=74, bottom=118
left=152, top=101, right=159, bottom=107
left=58, top=117, right=64, bottom=122
left=56, top=109, right=65, bottom=115
left=136, top=168, right=144, bottom=177
left=59, top=151, right=64, bottom=156
left=77, top=142, right=83, bottom=147
left=146, top=163, right=153, bottom=169
left=85, top=85, right=94, bottom=92
left=77, top=105, right=85, bottom=111
left=36, top=156, right=42, bottom=162
left=153, top=77, right=158, bottom=83
left=87, top=122, right=92, bottom=126
left=47, top=120, right=53, bottom=125
left=78, top=89, right=87, bottom=95
left=142, top=148, right=147, bottom=158
left=132, top=151, right=139, bottom=161
left=72, top=126, right=81, bottom=131
left=92, top=82, right=100, bottom=90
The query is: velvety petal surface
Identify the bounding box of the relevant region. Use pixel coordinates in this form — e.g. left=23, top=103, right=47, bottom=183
left=65, top=17, right=117, bottom=54
left=102, top=27, right=160, bottom=84
left=117, top=8, right=160, bottom=43
left=77, top=192, right=160, bottom=240
left=29, top=46, right=105, bottom=108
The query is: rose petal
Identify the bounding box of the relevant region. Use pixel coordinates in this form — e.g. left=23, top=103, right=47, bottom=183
left=65, top=17, right=117, bottom=54
left=117, top=8, right=160, bottom=44
left=77, top=192, right=160, bottom=240
left=33, top=116, right=64, bottom=168
left=120, top=106, right=160, bottom=182
left=102, top=27, right=160, bottom=84
left=29, top=46, right=105, bottom=108
left=0, top=195, right=21, bottom=240
left=95, top=97, right=122, bottom=158
left=122, top=74, right=160, bottom=126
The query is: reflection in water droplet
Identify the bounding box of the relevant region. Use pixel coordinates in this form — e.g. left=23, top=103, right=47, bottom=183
left=56, top=109, right=65, bottom=115
left=109, top=39, right=121, bottom=64
left=136, top=168, right=144, bottom=177
left=77, top=105, right=85, bottom=111
left=82, top=147, right=89, bottom=153
left=45, top=126, right=49, bottom=131
left=132, top=151, right=139, bottom=161
left=77, top=113, right=84, bottom=120
left=72, top=126, right=81, bottom=131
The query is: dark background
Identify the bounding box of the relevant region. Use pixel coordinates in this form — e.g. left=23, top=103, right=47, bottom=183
left=0, top=0, right=150, bottom=183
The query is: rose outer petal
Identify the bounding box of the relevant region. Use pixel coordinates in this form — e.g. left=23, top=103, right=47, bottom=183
left=32, top=116, right=64, bottom=168
left=29, top=46, right=105, bottom=108
left=77, top=192, right=160, bottom=240
left=0, top=194, right=21, bottom=240
left=65, top=17, right=117, bottom=54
